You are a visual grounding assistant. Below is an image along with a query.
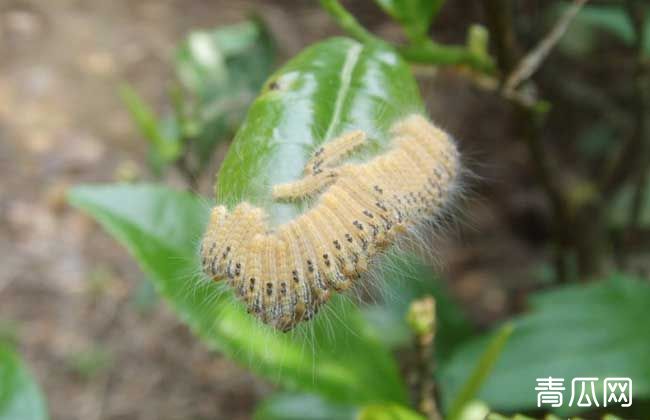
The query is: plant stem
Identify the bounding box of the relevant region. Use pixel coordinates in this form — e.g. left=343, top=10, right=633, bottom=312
left=406, top=297, right=441, bottom=420
left=319, top=0, right=381, bottom=45
left=399, top=40, right=495, bottom=74
left=321, top=0, right=495, bottom=73
left=483, top=0, right=520, bottom=75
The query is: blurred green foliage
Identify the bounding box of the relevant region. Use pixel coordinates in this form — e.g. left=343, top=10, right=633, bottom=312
left=0, top=343, right=48, bottom=420
left=446, top=324, right=514, bottom=420
left=357, top=403, right=427, bottom=420
left=556, top=3, right=650, bottom=56
left=254, top=394, right=428, bottom=420
left=362, top=254, right=472, bottom=359
left=375, top=0, right=444, bottom=42
left=441, top=275, right=650, bottom=416
left=120, top=19, right=275, bottom=179
left=253, top=393, right=358, bottom=420
left=610, top=184, right=650, bottom=229
left=64, top=348, right=112, bottom=380
left=0, top=322, right=20, bottom=350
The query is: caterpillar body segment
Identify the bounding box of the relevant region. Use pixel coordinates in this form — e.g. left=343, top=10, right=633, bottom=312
left=304, top=130, right=367, bottom=176
left=201, top=114, right=460, bottom=331
left=272, top=129, right=367, bottom=201
left=272, top=168, right=340, bottom=201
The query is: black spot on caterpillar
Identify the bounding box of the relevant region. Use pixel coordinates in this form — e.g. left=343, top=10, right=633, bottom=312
left=200, top=114, right=460, bottom=331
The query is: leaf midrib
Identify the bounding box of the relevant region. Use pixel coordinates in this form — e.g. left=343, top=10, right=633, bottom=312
left=322, top=42, right=362, bottom=142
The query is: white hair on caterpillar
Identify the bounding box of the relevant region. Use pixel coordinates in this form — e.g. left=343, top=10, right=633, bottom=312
left=198, top=113, right=462, bottom=332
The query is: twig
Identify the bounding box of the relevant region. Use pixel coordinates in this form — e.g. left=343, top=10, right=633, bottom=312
left=407, top=297, right=441, bottom=420
left=503, top=0, right=588, bottom=94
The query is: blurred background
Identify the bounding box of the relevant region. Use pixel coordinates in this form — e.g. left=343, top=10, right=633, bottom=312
left=1, top=1, right=648, bottom=419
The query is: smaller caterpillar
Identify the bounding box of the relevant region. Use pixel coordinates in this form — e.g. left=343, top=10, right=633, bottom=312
left=200, top=114, right=459, bottom=331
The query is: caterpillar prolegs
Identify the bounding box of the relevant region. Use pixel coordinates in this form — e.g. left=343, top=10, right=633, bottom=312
left=200, top=114, right=460, bottom=331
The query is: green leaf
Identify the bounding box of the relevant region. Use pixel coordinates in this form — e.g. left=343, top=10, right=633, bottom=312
left=362, top=253, right=473, bottom=359
left=119, top=84, right=181, bottom=163
left=175, top=19, right=276, bottom=167
left=440, top=275, right=650, bottom=415
left=556, top=4, right=650, bottom=56
left=253, top=393, right=357, bottom=420
left=0, top=343, right=48, bottom=420
left=175, top=19, right=274, bottom=101
left=68, top=184, right=407, bottom=404
left=375, top=0, right=444, bottom=42
left=446, top=324, right=513, bottom=420
left=216, top=37, right=423, bottom=225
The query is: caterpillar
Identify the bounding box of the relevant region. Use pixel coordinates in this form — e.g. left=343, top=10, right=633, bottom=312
left=200, top=114, right=459, bottom=331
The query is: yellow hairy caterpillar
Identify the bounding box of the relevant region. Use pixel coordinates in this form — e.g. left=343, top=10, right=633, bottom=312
left=200, top=114, right=459, bottom=331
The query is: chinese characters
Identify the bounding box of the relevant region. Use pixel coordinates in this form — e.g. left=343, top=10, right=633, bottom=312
left=535, top=377, right=632, bottom=409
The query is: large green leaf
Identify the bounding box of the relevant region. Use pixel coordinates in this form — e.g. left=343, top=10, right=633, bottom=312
left=440, top=275, right=650, bottom=415
left=216, top=36, right=423, bottom=225
left=69, top=183, right=406, bottom=404
left=375, top=0, right=444, bottom=42
left=0, top=344, right=48, bottom=420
